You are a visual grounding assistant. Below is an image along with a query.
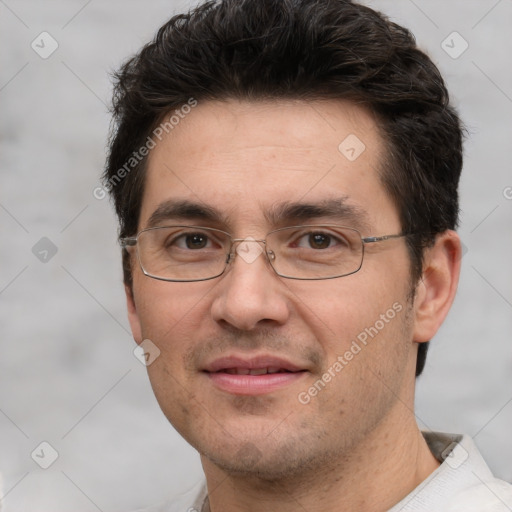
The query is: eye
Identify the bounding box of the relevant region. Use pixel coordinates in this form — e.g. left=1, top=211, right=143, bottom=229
left=172, top=232, right=213, bottom=250
left=184, top=233, right=209, bottom=249
left=294, top=231, right=346, bottom=250
left=305, top=233, right=332, bottom=249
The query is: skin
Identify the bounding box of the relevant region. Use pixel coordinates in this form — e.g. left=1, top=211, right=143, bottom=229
left=125, top=99, right=461, bottom=511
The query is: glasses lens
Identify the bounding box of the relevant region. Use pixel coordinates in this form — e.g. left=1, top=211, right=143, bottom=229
left=137, top=226, right=230, bottom=281
left=266, top=225, right=363, bottom=279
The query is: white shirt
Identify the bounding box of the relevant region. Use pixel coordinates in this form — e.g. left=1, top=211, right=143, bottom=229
left=137, top=432, right=512, bottom=512
left=390, top=432, right=512, bottom=512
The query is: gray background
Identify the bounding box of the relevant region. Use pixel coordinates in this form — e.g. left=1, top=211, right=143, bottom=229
left=0, top=0, right=511, bottom=510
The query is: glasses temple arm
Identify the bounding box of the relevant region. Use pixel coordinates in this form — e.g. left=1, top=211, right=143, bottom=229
left=361, top=233, right=409, bottom=244
left=120, top=237, right=137, bottom=248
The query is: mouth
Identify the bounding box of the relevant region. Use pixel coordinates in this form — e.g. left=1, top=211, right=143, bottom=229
left=203, top=355, right=308, bottom=395
left=220, top=367, right=299, bottom=375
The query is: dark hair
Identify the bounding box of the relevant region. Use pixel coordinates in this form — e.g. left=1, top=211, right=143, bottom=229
left=103, top=0, right=464, bottom=377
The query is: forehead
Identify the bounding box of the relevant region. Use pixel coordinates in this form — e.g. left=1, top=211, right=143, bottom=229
left=139, top=99, right=399, bottom=233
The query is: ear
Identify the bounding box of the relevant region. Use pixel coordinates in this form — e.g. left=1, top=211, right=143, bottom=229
left=125, top=284, right=143, bottom=344
left=412, top=230, right=461, bottom=343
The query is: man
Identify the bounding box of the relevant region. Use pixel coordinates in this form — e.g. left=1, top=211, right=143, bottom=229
left=103, top=0, right=512, bottom=510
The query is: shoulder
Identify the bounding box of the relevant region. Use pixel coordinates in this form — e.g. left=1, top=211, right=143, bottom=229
left=446, top=478, right=512, bottom=512
left=391, top=432, right=512, bottom=512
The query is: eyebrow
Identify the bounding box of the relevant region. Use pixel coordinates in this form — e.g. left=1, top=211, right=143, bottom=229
left=145, top=197, right=371, bottom=231
left=146, top=199, right=228, bottom=228
left=264, top=198, right=371, bottom=231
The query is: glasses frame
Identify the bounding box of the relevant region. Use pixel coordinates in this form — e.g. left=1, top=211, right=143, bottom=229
left=120, top=225, right=409, bottom=282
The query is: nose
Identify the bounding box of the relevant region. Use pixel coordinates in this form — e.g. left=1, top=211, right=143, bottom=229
left=210, top=239, right=290, bottom=331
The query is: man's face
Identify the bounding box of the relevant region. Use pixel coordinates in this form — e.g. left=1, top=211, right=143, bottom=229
left=127, top=99, right=419, bottom=478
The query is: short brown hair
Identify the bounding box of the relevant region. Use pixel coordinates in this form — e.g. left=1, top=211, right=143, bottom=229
left=104, top=0, right=464, bottom=376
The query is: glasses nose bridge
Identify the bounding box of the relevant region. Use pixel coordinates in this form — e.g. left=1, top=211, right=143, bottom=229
left=226, top=237, right=274, bottom=267
left=230, top=237, right=266, bottom=245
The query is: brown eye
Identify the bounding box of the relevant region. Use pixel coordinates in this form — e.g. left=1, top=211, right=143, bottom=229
left=308, top=233, right=331, bottom=249
left=165, top=231, right=214, bottom=250
left=291, top=229, right=350, bottom=251
left=185, top=233, right=209, bottom=249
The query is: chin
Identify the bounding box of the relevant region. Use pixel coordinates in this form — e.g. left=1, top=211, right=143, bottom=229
left=200, top=434, right=335, bottom=483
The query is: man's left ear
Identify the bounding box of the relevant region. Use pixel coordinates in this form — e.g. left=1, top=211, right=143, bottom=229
left=412, top=230, right=462, bottom=343
left=125, top=284, right=143, bottom=345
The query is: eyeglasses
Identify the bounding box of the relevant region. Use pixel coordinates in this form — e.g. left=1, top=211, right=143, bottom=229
left=120, top=225, right=408, bottom=282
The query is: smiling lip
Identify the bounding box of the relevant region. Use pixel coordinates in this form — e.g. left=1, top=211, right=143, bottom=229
left=203, top=355, right=308, bottom=395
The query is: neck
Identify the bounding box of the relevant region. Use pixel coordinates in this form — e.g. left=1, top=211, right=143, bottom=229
left=201, top=409, right=440, bottom=512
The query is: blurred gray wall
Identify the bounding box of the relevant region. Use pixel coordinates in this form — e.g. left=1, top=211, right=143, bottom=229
left=0, top=1, right=511, bottom=510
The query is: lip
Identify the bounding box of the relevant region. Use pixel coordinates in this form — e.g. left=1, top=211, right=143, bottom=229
left=203, top=354, right=308, bottom=395
left=203, top=355, right=304, bottom=373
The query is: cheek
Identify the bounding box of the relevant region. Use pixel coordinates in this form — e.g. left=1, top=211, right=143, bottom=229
left=135, top=283, right=210, bottom=429
left=145, top=356, right=202, bottom=443
left=298, top=293, right=413, bottom=425
left=292, top=275, right=405, bottom=344
left=131, top=282, right=203, bottom=409
left=133, top=276, right=213, bottom=339
left=132, top=279, right=219, bottom=395
left=292, top=274, right=413, bottom=399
